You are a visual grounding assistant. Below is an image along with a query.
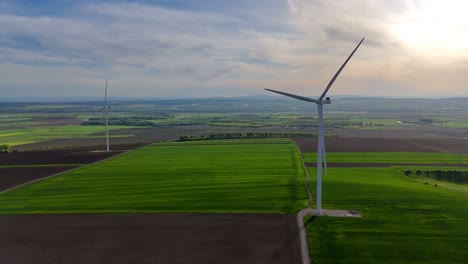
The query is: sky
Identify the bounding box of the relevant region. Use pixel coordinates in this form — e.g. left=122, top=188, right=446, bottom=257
left=0, top=0, right=467, bottom=98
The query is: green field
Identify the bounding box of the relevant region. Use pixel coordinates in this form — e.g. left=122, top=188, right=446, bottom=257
left=303, top=152, right=468, bottom=163
left=306, top=166, right=468, bottom=264
left=0, top=125, right=133, bottom=146
left=0, top=139, right=307, bottom=214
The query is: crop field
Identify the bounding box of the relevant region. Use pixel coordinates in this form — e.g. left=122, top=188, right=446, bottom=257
left=303, top=152, right=468, bottom=164
left=0, top=139, right=308, bottom=214
left=3, top=97, right=468, bottom=149
left=305, top=166, right=468, bottom=263
left=0, top=165, right=80, bottom=191
left=0, top=125, right=133, bottom=146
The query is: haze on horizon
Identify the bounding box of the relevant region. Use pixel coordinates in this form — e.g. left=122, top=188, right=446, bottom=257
left=0, top=0, right=467, bottom=98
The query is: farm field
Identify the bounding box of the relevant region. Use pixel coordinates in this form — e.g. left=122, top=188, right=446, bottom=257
left=0, top=165, right=79, bottom=192
left=303, top=152, right=468, bottom=164
left=4, top=97, right=468, bottom=150
left=305, top=167, right=468, bottom=264
left=11, top=125, right=286, bottom=151
left=292, top=137, right=468, bottom=153
left=0, top=125, right=133, bottom=146
left=0, top=213, right=300, bottom=264
left=0, top=139, right=308, bottom=214
left=0, top=150, right=123, bottom=191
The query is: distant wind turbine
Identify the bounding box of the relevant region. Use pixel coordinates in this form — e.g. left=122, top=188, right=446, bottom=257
left=98, top=80, right=111, bottom=152
left=265, top=37, right=365, bottom=214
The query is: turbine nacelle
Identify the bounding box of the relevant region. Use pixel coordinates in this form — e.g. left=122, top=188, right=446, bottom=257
left=263, top=88, right=332, bottom=105
left=263, top=89, right=332, bottom=105
left=97, top=105, right=110, bottom=112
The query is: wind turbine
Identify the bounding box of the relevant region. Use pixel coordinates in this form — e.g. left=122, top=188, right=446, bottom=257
left=98, top=80, right=111, bottom=152
left=265, top=38, right=365, bottom=214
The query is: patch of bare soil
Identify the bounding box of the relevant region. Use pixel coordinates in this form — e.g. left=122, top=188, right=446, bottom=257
left=0, top=166, right=78, bottom=191
left=292, top=137, right=468, bottom=154
left=0, top=214, right=300, bottom=264
left=402, top=138, right=468, bottom=154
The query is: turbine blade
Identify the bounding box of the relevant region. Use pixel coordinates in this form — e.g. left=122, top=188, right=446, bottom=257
left=265, top=88, right=318, bottom=103
left=97, top=107, right=105, bottom=112
left=104, top=80, right=108, bottom=107
left=319, top=37, right=365, bottom=101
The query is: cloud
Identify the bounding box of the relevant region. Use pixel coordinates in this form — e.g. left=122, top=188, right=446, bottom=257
left=0, top=1, right=467, bottom=98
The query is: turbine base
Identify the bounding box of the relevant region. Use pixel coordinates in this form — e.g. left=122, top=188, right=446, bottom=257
left=312, top=209, right=362, bottom=218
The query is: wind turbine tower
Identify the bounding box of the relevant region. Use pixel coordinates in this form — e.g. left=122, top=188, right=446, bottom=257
left=265, top=38, right=365, bottom=214
left=98, top=80, right=111, bottom=152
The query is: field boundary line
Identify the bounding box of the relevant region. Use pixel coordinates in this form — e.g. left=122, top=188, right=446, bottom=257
left=398, top=138, right=448, bottom=153
left=0, top=164, right=85, bottom=168
left=0, top=149, right=137, bottom=194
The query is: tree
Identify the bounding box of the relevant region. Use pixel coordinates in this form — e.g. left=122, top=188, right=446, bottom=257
left=0, top=145, right=10, bottom=153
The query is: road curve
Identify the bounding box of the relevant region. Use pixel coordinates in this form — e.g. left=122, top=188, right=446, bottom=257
left=297, top=208, right=314, bottom=264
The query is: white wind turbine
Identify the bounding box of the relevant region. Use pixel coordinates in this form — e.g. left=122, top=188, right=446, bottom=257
left=265, top=38, right=365, bottom=214
left=98, top=80, right=111, bottom=152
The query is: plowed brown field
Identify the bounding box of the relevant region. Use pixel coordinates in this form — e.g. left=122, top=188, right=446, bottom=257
left=0, top=214, right=300, bottom=264
left=0, top=150, right=122, bottom=166
left=292, top=137, right=468, bottom=153
left=0, top=166, right=78, bottom=191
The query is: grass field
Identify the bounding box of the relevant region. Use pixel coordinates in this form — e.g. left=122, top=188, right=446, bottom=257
left=306, top=166, right=468, bottom=264
left=0, top=139, right=307, bottom=214
left=303, top=152, right=468, bottom=163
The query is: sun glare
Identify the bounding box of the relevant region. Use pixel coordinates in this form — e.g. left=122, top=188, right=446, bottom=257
left=390, top=0, right=468, bottom=57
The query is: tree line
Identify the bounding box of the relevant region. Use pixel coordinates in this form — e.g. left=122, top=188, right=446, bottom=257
left=82, top=117, right=154, bottom=126
left=404, top=169, right=468, bottom=184
left=177, top=132, right=325, bottom=142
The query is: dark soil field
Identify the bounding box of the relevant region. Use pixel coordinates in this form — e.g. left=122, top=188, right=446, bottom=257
left=328, top=126, right=468, bottom=139
left=292, top=137, right=468, bottom=153
left=0, top=150, right=124, bottom=191
left=0, top=150, right=123, bottom=166
left=0, top=166, right=78, bottom=191
left=0, top=213, right=300, bottom=264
